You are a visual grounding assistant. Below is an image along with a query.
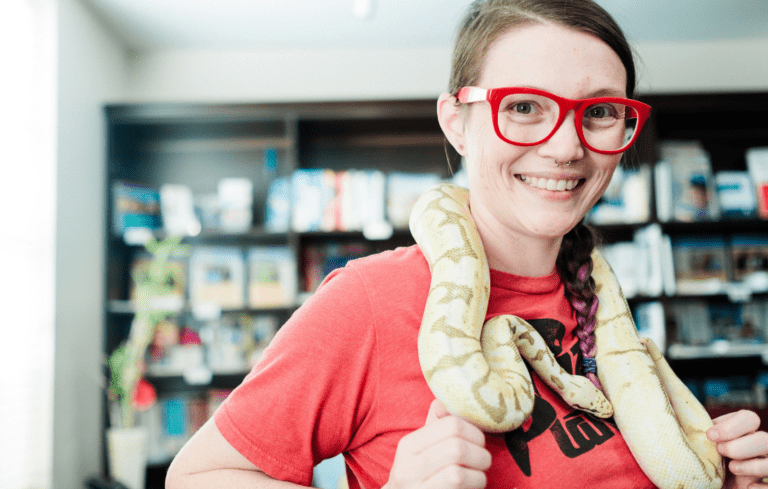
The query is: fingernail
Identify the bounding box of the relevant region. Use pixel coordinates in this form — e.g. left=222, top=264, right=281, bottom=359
left=707, top=430, right=719, bottom=441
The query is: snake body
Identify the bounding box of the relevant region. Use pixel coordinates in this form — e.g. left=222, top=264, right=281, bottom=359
left=409, top=183, right=725, bottom=489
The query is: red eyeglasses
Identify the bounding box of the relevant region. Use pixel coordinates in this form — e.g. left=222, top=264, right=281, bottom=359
left=457, top=86, right=651, bottom=155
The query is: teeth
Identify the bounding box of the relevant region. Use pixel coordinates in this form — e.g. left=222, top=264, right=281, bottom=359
left=520, top=175, right=580, bottom=191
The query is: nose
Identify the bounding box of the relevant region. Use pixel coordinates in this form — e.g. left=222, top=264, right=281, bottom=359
left=537, top=110, right=585, bottom=163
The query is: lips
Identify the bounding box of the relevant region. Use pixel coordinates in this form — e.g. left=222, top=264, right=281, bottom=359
left=519, top=175, right=582, bottom=191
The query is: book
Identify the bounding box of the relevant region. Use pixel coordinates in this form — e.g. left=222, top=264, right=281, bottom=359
left=588, top=164, right=652, bottom=224
left=654, top=161, right=673, bottom=222
left=112, top=180, right=162, bottom=236
left=671, top=236, right=729, bottom=294
left=714, top=171, right=758, bottom=218
left=741, top=300, right=768, bottom=343
left=599, top=224, right=671, bottom=298
left=600, top=241, right=644, bottom=298
left=335, top=169, right=390, bottom=238
left=633, top=224, right=665, bottom=297
left=634, top=301, right=666, bottom=353
left=247, top=247, right=297, bottom=308
left=669, top=300, right=713, bottom=346
left=301, top=242, right=369, bottom=293
left=746, top=147, right=768, bottom=218
left=218, top=178, right=254, bottom=233
left=160, top=183, right=201, bottom=236
left=730, top=235, right=768, bottom=283
left=189, top=247, right=246, bottom=309
left=264, top=177, right=291, bottom=232
left=291, top=169, right=336, bottom=232
left=657, top=141, right=720, bottom=221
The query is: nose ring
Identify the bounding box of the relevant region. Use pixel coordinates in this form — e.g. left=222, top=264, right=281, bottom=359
left=555, top=160, right=572, bottom=167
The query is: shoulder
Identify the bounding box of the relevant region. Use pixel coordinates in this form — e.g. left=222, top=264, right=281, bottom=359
left=334, top=245, right=431, bottom=307
left=345, top=244, right=428, bottom=281
left=318, top=244, right=429, bottom=292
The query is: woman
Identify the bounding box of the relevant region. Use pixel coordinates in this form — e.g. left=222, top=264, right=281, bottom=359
left=166, top=1, right=768, bottom=487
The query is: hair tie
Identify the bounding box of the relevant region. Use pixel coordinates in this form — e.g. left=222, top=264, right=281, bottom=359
left=582, top=357, right=597, bottom=374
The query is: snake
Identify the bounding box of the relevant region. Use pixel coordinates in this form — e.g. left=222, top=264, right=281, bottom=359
left=409, top=183, right=725, bottom=489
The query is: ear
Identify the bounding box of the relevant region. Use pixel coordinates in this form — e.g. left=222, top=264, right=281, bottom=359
left=437, top=92, right=468, bottom=156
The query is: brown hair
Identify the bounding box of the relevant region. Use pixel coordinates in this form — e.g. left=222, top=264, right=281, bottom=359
left=450, top=0, right=637, bottom=389
left=449, top=0, right=637, bottom=97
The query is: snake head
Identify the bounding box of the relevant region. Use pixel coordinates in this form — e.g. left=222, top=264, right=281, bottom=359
left=566, top=375, right=614, bottom=418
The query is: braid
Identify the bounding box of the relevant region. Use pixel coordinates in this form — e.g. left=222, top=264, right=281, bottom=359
left=556, top=221, right=603, bottom=391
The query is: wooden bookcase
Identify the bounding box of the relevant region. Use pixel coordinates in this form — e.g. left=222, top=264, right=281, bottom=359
left=104, top=93, right=768, bottom=487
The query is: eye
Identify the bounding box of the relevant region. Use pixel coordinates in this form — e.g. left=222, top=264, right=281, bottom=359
left=586, top=104, right=619, bottom=119
left=512, top=102, right=535, bottom=114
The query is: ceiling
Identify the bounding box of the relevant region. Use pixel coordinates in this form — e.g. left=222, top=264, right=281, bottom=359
left=82, top=0, right=768, bottom=51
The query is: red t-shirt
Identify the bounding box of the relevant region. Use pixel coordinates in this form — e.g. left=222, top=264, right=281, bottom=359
left=215, top=245, right=655, bottom=488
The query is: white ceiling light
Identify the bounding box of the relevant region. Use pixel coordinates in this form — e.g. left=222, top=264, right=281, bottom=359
left=352, top=0, right=376, bottom=20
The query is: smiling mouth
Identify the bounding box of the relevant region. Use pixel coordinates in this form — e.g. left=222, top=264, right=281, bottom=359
left=518, top=175, right=583, bottom=192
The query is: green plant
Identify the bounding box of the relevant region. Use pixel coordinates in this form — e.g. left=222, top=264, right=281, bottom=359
left=108, top=235, right=187, bottom=428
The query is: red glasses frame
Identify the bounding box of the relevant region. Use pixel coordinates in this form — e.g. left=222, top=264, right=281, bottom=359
left=457, top=86, right=652, bottom=155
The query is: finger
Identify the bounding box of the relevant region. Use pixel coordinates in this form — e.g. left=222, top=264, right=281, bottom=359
left=708, top=410, right=761, bottom=442
left=400, top=415, right=487, bottom=457
left=728, top=455, right=768, bottom=480
left=716, top=430, right=768, bottom=461
left=426, top=399, right=451, bottom=424
left=388, top=440, right=490, bottom=489
left=423, top=464, right=488, bottom=489
left=418, top=435, right=492, bottom=473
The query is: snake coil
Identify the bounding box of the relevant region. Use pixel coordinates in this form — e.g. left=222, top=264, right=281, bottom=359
left=410, top=183, right=725, bottom=489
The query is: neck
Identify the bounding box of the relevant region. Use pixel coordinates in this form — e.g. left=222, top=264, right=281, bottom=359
left=473, top=214, right=563, bottom=278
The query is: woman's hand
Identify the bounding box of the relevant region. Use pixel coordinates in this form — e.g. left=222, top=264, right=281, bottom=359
left=384, top=400, right=492, bottom=489
left=707, top=409, right=768, bottom=489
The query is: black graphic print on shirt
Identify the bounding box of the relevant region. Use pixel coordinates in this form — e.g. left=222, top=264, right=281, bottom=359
left=503, top=318, right=617, bottom=477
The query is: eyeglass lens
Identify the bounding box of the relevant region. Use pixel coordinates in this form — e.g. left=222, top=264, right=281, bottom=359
left=497, top=93, right=640, bottom=152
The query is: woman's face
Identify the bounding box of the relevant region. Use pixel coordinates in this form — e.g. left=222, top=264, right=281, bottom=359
left=457, top=23, right=627, bottom=243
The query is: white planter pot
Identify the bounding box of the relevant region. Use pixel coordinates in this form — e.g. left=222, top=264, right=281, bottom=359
left=107, top=427, right=148, bottom=489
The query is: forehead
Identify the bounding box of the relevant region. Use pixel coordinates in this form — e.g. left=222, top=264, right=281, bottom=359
left=478, top=23, right=627, bottom=99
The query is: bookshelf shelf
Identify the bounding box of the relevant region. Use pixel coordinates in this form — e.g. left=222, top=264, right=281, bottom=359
left=107, top=300, right=298, bottom=316
left=667, top=342, right=767, bottom=361
left=144, top=373, right=248, bottom=394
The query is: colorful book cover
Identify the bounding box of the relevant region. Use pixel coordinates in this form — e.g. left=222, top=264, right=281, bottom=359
left=730, top=235, right=768, bottom=282
left=746, top=147, right=768, bottom=218
left=189, top=247, right=246, bottom=309
left=291, top=169, right=335, bottom=232
left=658, top=141, right=720, bottom=222
left=112, top=180, right=162, bottom=235
left=248, top=247, right=297, bottom=308
left=589, top=164, right=651, bottom=224
left=714, top=171, right=757, bottom=218
left=671, top=236, right=729, bottom=294
left=264, top=176, right=291, bottom=232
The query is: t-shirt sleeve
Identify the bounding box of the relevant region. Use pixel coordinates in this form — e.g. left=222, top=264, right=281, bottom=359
left=214, top=265, right=379, bottom=485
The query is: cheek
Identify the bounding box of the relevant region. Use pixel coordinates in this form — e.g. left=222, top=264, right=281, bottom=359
left=590, top=156, right=622, bottom=201
left=465, top=124, right=498, bottom=185
left=465, top=126, right=527, bottom=189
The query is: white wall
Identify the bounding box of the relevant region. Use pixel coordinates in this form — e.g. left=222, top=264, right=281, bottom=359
left=635, top=38, right=768, bottom=94
left=121, top=38, right=768, bottom=104
left=122, top=46, right=452, bottom=104
left=54, top=0, right=127, bottom=487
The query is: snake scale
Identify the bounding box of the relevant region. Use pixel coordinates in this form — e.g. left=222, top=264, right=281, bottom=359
left=409, top=183, right=725, bottom=489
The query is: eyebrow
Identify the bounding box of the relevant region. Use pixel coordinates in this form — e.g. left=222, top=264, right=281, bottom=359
left=514, top=85, right=628, bottom=99
left=586, top=88, right=627, bottom=98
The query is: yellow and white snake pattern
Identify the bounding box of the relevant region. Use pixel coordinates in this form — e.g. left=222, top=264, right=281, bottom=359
left=409, top=183, right=725, bottom=489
